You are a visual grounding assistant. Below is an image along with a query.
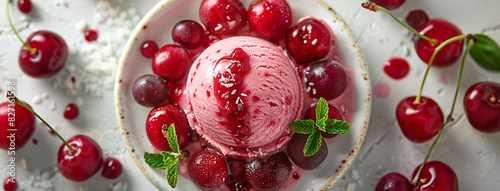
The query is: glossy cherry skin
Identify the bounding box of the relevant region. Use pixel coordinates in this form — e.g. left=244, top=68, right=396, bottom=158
left=3, top=177, right=17, bottom=191
left=412, top=161, right=458, bottom=191
left=464, top=82, right=500, bottom=133
left=248, top=0, right=292, bottom=41
left=145, top=104, right=192, bottom=151
left=375, top=172, right=411, bottom=191
left=172, top=20, right=205, bottom=49
left=152, top=44, right=190, bottom=82
left=19, top=31, right=68, bottom=78
left=18, top=0, right=32, bottom=13
left=285, top=18, right=333, bottom=64
left=101, top=157, right=123, bottom=179
left=396, top=96, right=444, bottom=143
left=199, top=0, right=247, bottom=36
left=188, top=150, right=229, bottom=189
left=415, top=19, right=463, bottom=67
left=286, top=133, right=328, bottom=170
left=305, top=59, right=348, bottom=100
left=58, top=135, right=103, bottom=182
left=369, top=0, right=406, bottom=10
left=0, top=101, right=35, bottom=150
left=406, top=9, right=430, bottom=30
left=245, top=152, right=292, bottom=191
left=140, top=40, right=159, bottom=58
left=63, top=103, right=79, bottom=120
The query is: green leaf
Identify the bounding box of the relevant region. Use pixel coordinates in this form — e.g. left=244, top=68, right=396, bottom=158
left=324, top=119, right=351, bottom=135
left=166, top=124, right=180, bottom=154
left=315, top=97, right=329, bottom=130
left=144, top=151, right=176, bottom=170
left=303, top=130, right=323, bottom=156
left=289, top=119, right=316, bottom=134
left=470, top=34, right=500, bottom=72
left=166, top=159, right=179, bottom=188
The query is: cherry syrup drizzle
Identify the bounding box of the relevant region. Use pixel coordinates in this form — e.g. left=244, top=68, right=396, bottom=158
left=213, top=48, right=250, bottom=147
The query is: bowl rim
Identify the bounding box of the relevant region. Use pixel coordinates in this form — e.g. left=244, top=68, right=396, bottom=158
left=114, top=0, right=371, bottom=190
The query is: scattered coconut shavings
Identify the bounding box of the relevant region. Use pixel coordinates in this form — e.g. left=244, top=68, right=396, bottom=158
left=54, top=0, right=141, bottom=96
left=110, top=181, right=129, bottom=191
left=18, top=166, right=58, bottom=190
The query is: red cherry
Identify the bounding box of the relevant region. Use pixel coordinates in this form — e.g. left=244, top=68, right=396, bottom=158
left=305, top=59, right=348, bottom=100
left=63, top=103, right=79, bottom=120
left=375, top=172, right=411, bottom=191
left=58, top=135, right=103, bottom=182
left=369, top=0, right=406, bottom=10
left=285, top=18, right=333, bottom=64
left=415, top=19, right=463, bottom=67
left=396, top=96, right=443, bottom=143
left=84, top=29, right=99, bottom=42
left=412, top=161, right=458, bottom=191
left=304, top=103, right=343, bottom=138
left=152, top=44, right=190, bottom=82
left=199, top=0, right=247, bottom=36
left=464, top=82, right=500, bottom=133
left=19, top=31, right=68, bottom=78
left=101, top=157, right=123, bottom=179
left=17, top=0, right=32, bottom=13
left=131, top=74, right=170, bottom=107
left=286, top=133, right=328, bottom=170
left=172, top=20, right=205, bottom=49
left=245, top=152, right=292, bottom=191
left=188, top=150, right=229, bottom=189
left=405, top=9, right=430, bottom=30
left=247, top=0, right=292, bottom=41
left=0, top=101, right=35, bottom=150
left=145, top=104, right=192, bottom=151
left=383, top=57, right=410, bottom=80
left=3, top=177, right=17, bottom=191
left=140, top=40, right=159, bottom=58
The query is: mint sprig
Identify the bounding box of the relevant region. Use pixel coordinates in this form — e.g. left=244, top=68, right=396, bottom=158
left=144, top=124, right=182, bottom=188
left=289, top=97, right=351, bottom=156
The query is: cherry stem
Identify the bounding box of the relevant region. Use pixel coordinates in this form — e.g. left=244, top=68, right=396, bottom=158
left=6, top=0, right=35, bottom=54
left=414, top=34, right=468, bottom=104
left=361, top=2, right=437, bottom=45
left=5, top=92, right=75, bottom=152
left=411, top=38, right=474, bottom=185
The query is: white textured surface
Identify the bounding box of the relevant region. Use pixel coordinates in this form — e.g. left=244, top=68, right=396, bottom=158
left=1, top=0, right=500, bottom=190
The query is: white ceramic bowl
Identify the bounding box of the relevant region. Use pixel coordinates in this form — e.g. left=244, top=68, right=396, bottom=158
left=115, top=0, right=371, bottom=190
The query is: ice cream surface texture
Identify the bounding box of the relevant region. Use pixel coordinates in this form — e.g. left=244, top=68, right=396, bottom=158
left=186, top=36, right=303, bottom=159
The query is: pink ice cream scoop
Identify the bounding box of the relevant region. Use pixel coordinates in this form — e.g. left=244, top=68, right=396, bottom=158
left=186, top=36, right=303, bottom=159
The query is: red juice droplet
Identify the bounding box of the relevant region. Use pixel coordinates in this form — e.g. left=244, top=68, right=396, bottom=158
left=84, top=29, right=99, bottom=42
left=374, top=82, right=391, bottom=98
left=383, top=57, right=410, bottom=80
left=64, top=103, right=79, bottom=120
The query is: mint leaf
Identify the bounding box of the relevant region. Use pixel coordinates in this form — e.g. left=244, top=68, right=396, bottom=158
left=324, top=119, right=351, bottom=134
left=304, top=130, right=322, bottom=156
left=315, top=97, right=329, bottom=130
left=289, top=120, right=316, bottom=134
left=166, top=159, right=179, bottom=188
left=166, top=124, right=180, bottom=153
left=144, top=151, right=176, bottom=170
left=470, top=34, right=500, bottom=72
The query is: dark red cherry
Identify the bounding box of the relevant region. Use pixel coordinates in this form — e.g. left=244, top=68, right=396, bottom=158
left=188, top=150, right=229, bottom=189
left=19, top=31, right=68, bottom=78
left=286, top=134, right=328, bottom=170
left=3, top=177, right=17, bottom=191
left=132, top=74, right=170, bottom=107
left=396, top=96, right=443, bottom=143
left=305, top=59, right=348, bottom=100
left=248, top=0, right=292, bottom=41
left=199, top=0, right=247, bottom=36
left=152, top=44, right=190, bottom=82
left=172, top=20, right=205, bottom=49
left=286, top=18, right=333, bottom=64
left=58, top=135, right=103, bottom=182
left=383, top=57, right=410, bottom=80
left=101, top=157, right=123, bottom=179
left=245, top=152, right=292, bottom=191
left=464, top=82, right=500, bottom=133
left=17, top=0, right=32, bottom=13
left=140, top=40, right=159, bottom=58
left=375, top=172, right=411, bottom=191
left=145, top=104, right=192, bottom=151
left=0, top=101, right=35, bottom=150
left=305, top=103, right=343, bottom=138
left=415, top=19, right=463, bottom=67
left=84, top=29, right=99, bottom=42
left=405, top=9, right=430, bottom=30
left=412, top=161, right=458, bottom=191
left=63, top=103, right=79, bottom=120
left=369, top=0, right=406, bottom=10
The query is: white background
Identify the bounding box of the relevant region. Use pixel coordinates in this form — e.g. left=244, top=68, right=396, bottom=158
left=1, top=0, right=500, bottom=190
